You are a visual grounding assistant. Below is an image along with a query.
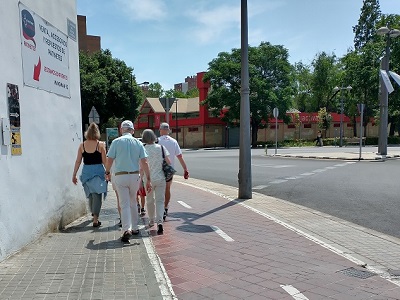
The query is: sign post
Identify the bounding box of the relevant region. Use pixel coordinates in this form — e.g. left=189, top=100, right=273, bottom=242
left=159, top=98, right=174, bottom=124
left=273, top=107, right=279, bottom=155
left=88, top=106, right=100, bottom=124
left=357, top=103, right=365, bottom=161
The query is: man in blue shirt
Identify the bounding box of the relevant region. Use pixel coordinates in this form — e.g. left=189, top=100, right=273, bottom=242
left=105, top=120, right=152, bottom=242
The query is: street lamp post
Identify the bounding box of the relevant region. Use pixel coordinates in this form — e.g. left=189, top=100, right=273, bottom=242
left=175, top=98, right=178, bottom=141
left=377, top=26, right=400, bottom=156
left=333, top=86, right=352, bottom=147
left=238, top=0, right=252, bottom=199
left=127, top=75, right=149, bottom=121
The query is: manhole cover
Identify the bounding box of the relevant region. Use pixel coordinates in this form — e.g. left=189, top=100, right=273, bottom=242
left=337, top=267, right=376, bottom=279
left=388, top=269, right=400, bottom=276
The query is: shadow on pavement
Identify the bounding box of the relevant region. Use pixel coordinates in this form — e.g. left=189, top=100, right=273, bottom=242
left=169, top=198, right=247, bottom=234
left=86, top=239, right=140, bottom=250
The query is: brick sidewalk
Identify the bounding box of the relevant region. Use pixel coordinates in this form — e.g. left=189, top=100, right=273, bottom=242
left=0, top=190, right=167, bottom=300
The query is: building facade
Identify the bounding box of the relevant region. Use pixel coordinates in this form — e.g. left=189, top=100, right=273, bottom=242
left=0, top=1, right=84, bottom=261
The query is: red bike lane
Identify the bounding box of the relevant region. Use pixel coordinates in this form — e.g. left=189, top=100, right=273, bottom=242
left=147, top=182, right=400, bottom=300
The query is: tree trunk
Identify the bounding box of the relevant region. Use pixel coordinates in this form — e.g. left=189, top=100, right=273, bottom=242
left=251, top=121, right=259, bottom=148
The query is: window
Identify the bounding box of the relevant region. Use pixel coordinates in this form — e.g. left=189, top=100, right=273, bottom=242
left=188, top=127, right=199, bottom=132
left=288, top=124, right=295, bottom=129
left=304, top=124, right=311, bottom=128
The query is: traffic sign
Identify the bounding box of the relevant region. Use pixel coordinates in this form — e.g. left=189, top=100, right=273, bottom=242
left=88, top=106, right=100, bottom=124
left=273, top=107, right=279, bottom=118
left=159, top=98, right=174, bottom=112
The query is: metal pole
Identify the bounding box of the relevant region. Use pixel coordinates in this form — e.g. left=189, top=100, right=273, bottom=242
left=238, top=0, right=252, bottom=199
left=378, top=40, right=390, bottom=155
left=359, top=104, right=364, bottom=160
left=175, top=99, right=178, bottom=141
left=166, top=98, right=170, bottom=124
left=130, top=74, right=135, bottom=120
left=275, top=117, right=278, bottom=155
left=339, top=92, right=343, bottom=147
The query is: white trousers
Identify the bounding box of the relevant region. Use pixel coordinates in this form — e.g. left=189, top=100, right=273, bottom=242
left=145, top=178, right=166, bottom=225
left=113, top=174, right=140, bottom=232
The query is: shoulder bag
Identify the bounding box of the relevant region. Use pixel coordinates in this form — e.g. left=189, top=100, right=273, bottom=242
left=161, top=146, right=176, bottom=181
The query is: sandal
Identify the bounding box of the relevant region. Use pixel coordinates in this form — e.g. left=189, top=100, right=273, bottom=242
left=93, top=221, right=101, bottom=228
left=121, top=231, right=131, bottom=243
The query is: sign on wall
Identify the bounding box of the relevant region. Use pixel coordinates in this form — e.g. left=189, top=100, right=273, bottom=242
left=106, top=128, right=119, bottom=150
left=19, top=3, right=70, bottom=98
left=7, top=83, right=22, bottom=155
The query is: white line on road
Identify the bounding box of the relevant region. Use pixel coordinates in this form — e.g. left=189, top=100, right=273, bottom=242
left=269, top=179, right=288, bottom=184
left=285, top=176, right=301, bottom=180
left=252, top=164, right=294, bottom=168
left=253, top=185, right=269, bottom=190
left=210, top=226, right=234, bottom=242
left=177, top=201, right=192, bottom=209
left=312, top=169, right=326, bottom=173
left=325, top=166, right=336, bottom=169
left=281, top=285, right=309, bottom=300
left=300, top=172, right=314, bottom=176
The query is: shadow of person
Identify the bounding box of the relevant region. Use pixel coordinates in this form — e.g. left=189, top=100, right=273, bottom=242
left=86, top=239, right=140, bottom=250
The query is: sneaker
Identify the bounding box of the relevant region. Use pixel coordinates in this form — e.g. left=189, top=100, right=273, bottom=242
left=117, top=219, right=122, bottom=227
left=121, top=231, right=131, bottom=243
left=140, top=208, right=146, bottom=216
left=157, top=224, right=164, bottom=234
left=163, top=208, right=168, bottom=221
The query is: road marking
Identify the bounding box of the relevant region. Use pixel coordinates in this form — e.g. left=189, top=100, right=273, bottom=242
left=281, top=285, right=309, bottom=300
left=334, top=163, right=349, bottom=167
left=253, top=185, right=269, bottom=190
left=325, top=166, right=336, bottom=169
left=177, top=201, right=192, bottom=209
left=285, top=176, right=301, bottom=180
left=140, top=225, right=178, bottom=300
left=300, top=172, right=314, bottom=176
left=269, top=179, right=288, bottom=184
left=312, top=169, right=326, bottom=173
left=210, top=226, right=234, bottom=242
left=253, top=164, right=294, bottom=168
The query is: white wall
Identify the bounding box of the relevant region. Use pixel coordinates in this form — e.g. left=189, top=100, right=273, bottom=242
left=0, top=0, right=85, bottom=261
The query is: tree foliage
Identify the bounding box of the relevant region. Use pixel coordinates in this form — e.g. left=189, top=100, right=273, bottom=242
left=310, top=52, right=341, bottom=111
left=79, top=49, right=144, bottom=131
left=203, top=42, right=293, bottom=147
left=353, top=0, right=381, bottom=50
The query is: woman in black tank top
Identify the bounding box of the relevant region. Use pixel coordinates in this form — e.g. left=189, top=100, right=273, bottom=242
left=72, top=123, right=107, bottom=227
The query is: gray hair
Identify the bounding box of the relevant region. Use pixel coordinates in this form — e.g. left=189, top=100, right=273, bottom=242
left=141, top=129, right=157, bottom=144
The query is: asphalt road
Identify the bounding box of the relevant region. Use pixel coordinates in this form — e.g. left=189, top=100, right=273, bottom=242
left=177, top=148, right=400, bottom=239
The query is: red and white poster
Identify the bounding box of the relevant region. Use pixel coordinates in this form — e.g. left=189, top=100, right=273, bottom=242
left=19, top=3, right=70, bottom=98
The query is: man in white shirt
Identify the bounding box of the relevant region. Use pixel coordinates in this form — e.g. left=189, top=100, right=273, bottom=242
left=157, top=122, right=189, bottom=220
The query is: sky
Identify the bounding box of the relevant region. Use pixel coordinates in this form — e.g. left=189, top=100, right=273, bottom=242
left=77, top=0, right=399, bottom=90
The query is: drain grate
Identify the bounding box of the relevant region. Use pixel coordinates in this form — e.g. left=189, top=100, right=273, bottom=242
left=337, top=267, right=376, bottom=279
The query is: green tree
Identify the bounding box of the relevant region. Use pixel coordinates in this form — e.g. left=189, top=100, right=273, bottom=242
left=203, top=41, right=293, bottom=147
left=353, top=0, right=381, bottom=50
left=341, top=42, right=381, bottom=137
left=310, top=52, right=341, bottom=111
left=317, top=107, right=332, bottom=136
left=80, top=49, right=143, bottom=130
left=292, top=62, right=313, bottom=112
left=146, top=82, right=164, bottom=98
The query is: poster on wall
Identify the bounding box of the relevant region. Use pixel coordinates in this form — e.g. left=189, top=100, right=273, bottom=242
left=7, top=83, right=22, bottom=155
left=19, top=3, right=70, bottom=98
left=106, top=128, right=119, bottom=150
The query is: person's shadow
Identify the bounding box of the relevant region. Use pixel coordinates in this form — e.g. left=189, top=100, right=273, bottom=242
left=86, top=239, right=140, bottom=250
